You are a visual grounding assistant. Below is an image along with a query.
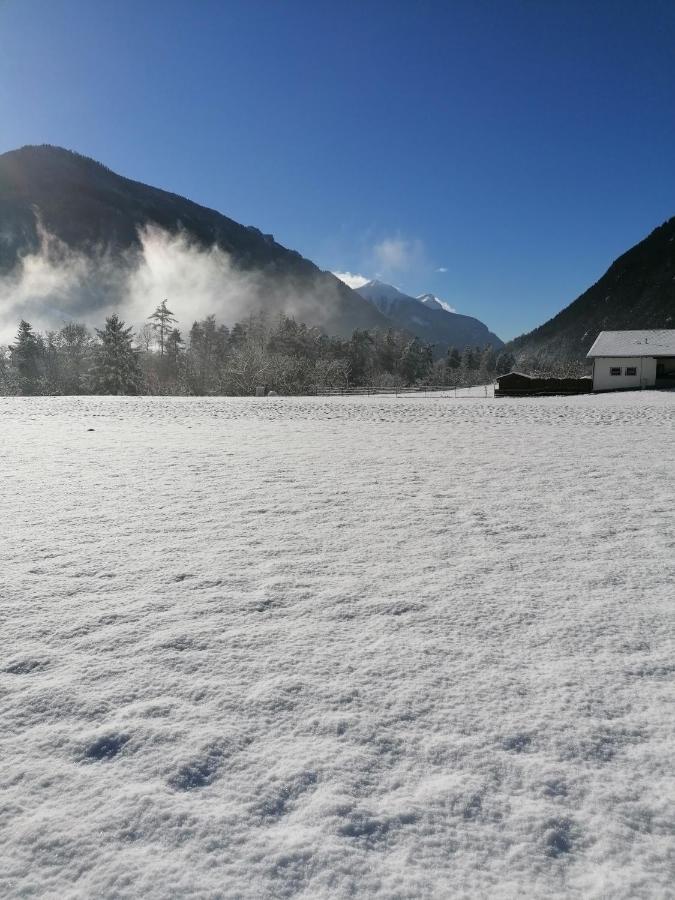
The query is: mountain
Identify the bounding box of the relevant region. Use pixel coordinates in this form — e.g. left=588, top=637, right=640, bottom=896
left=356, top=280, right=414, bottom=318
left=0, top=145, right=389, bottom=336
left=509, top=217, right=675, bottom=364
left=356, top=280, right=503, bottom=356
left=417, top=293, right=454, bottom=313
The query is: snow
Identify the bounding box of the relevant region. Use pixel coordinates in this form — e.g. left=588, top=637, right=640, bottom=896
left=417, top=294, right=457, bottom=314
left=587, top=330, right=675, bottom=357
left=1, top=391, right=674, bottom=899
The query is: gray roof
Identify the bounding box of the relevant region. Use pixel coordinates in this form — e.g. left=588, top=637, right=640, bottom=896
left=586, top=330, right=675, bottom=357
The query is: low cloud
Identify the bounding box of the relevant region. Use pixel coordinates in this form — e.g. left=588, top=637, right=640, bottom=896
left=436, top=266, right=448, bottom=273
left=0, top=225, right=351, bottom=343
left=332, top=271, right=370, bottom=290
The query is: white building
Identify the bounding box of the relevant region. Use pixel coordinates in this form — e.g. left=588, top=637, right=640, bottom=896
left=587, top=330, right=675, bottom=391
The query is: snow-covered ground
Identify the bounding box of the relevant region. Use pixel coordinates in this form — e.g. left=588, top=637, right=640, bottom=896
left=1, top=391, right=673, bottom=899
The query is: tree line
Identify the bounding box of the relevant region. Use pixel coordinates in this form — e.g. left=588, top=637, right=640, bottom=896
left=0, top=301, right=516, bottom=396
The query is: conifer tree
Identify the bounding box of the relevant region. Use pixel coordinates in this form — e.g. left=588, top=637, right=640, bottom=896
left=446, top=346, right=461, bottom=370
left=228, top=321, right=247, bottom=348
left=495, top=350, right=516, bottom=375
left=461, top=346, right=475, bottom=371
left=480, top=345, right=497, bottom=374
left=400, top=338, right=432, bottom=384
left=148, top=300, right=177, bottom=357
left=347, top=330, right=373, bottom=385
left=376, top=329, right=399, bottom=373
left=54, top=322, right=93, bottom=393
left=10, top=320, right=45, bottom=394
left=92, top=314, right=142, bottom=395
left=165, top=327, right=185, bottom=379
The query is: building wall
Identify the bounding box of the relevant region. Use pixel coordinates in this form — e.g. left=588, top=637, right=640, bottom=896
left=592, top=357, right=656, bottom=391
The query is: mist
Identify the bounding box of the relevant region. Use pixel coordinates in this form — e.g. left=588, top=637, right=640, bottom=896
left=0, top=225, right=342, bottom=344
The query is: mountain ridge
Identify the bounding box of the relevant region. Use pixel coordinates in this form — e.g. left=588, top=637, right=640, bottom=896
left=0, top=144, right=390, bottom=337
left=508, top=216, right=675, bottom=363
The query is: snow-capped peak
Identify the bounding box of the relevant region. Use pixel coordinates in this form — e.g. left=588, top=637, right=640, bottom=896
left=362, top=279, right=402, bottom=295
left=356, top=280, right=412, bottom=304
left=417, top=293, right=457, bottom=314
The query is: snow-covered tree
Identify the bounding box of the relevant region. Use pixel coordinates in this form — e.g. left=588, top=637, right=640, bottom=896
left=480, top=345, right=497, bottom=374
left=495, top=350, right=516, bottom=375
left=166, top=328, right=184, bottom=366
left=461, top=346, right=476, bottom=371
left=446, top=346, right=461, bottom=370
left=9, top=320, right=45, bottom=394
left=0, top=346, right=21, bottom=395
left=400, top=338, right=432, bottom=384
left=92, top=314, right=142, bottom=395
left=52, top=323, right=94, bottom=393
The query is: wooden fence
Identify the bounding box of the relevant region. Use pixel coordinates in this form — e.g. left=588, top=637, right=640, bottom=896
left=308, top=384, right=495, bottom=397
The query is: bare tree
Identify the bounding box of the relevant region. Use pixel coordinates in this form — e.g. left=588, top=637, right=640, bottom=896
left=136, top=323, right=155, bottom=353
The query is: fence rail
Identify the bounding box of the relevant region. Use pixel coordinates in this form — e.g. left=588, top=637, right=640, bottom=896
left=307, top=384, right=495, bottom=397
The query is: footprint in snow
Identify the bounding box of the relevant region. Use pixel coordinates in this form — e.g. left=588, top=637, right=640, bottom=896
left=5, top=658, right=49, bottom=675
left=83, top=732, right=130, bottom=761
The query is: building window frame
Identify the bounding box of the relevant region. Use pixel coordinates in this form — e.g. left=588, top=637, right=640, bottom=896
left=609, top=367, right=621, bottom=376
left=625, top=366, right=637, bottom=376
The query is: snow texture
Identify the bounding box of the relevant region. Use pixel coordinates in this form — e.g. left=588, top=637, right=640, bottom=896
left=1, top=391, right=674, bottom=899
left=587, top=330, right=675, bottom=357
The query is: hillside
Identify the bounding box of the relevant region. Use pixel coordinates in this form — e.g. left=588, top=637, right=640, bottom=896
left=356, top=280, right=503, bottom=357
left=0, top=145, right=389, bottom=336
left=509, top=217, right=675, bottom=364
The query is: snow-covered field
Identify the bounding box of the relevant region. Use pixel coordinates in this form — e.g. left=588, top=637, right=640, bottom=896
left=1, top=391, right=673, bottom=899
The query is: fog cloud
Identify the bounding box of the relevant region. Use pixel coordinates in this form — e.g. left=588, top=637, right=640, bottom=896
left=0, top=225, right=345, bottom=343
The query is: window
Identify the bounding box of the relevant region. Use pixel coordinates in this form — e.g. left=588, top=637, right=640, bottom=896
left=625, top=366, right=637, bottom=376
left=610, top=367, right=621, bottom=376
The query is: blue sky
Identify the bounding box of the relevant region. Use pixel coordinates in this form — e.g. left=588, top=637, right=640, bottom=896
left=1, top=0, right=674, bottom=339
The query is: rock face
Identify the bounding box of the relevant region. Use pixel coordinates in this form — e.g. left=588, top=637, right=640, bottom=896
left=508, top=217, right=675, bottom=364
left=356, top=280, right=503, bottom=356
left=0, top=145, right=389, bottom=336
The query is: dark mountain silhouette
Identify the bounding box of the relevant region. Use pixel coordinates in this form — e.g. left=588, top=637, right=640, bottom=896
left=0, top=144, right=389, bottom=335
left=509, top=217, right=675, bottom=364
left=356, top=280, right=503, bottom=357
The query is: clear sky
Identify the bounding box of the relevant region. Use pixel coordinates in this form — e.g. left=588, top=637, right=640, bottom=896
left=1, top=0, right=674, bottom=339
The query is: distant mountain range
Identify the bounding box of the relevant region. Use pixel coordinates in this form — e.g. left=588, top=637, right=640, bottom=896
left=508, top=217, right=675, bottom=363
left=356, top=280, right=504, bottom=356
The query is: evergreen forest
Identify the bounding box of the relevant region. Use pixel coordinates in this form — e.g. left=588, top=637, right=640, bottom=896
left=1, top=301, right=516, bottom=396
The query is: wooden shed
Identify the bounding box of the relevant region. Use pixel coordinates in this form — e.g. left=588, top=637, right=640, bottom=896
left=495, top=372, right=593, bottom=397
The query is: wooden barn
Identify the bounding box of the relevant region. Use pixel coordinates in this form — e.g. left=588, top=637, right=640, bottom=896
left=586, top=330, right=675, bottom=391
left=495, top=372, right=592, bottom=397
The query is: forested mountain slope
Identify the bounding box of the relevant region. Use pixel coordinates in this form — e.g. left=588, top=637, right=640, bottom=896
left=509, top=217, right=675, bottom=364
